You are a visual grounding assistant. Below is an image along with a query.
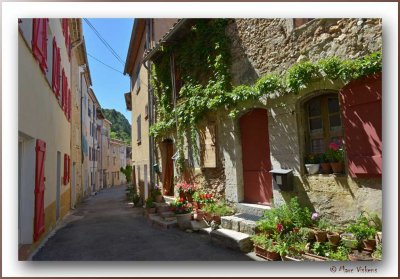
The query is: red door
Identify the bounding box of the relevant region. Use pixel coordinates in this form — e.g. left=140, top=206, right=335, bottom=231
left=239, top=109, right=272, bottom=204
left=34, top=139, right=46, bottom=241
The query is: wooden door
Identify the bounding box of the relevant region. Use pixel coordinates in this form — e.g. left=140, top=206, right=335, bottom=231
left=239, top=109, right=272, bottom=204
left=161, top=140, right=174, bottom=196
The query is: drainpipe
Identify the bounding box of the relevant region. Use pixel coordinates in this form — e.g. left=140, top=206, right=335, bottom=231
left=143, top=19, right=155, bottom=190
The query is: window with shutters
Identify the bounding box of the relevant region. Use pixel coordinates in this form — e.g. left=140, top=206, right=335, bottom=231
left=135, top=65, right=141, bottom=94
left=52, top=38, right=61, bottom=96
left=304, top=93, right=343, bottom=155
left=32, top=18, right=48, bottom=73
left=137, top=114, right=142, bottom=144
left=61, top=69, right=67, bottom=111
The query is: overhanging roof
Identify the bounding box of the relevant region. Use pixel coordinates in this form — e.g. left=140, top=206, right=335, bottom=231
left=142, top=18, right=200, bottom=62
left=124, top=19, right=146, bottom=76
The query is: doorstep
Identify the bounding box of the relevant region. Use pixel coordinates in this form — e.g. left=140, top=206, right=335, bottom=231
left=210, top=228, right=253, bottom=253
left=235, top=203, right=271, bottom=217
left=221, top=213, right=261, bottom=235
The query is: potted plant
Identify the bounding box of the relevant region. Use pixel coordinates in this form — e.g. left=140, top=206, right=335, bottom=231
left=202, top=200, right=235, bottom=224
left=176, top=182, right=197, bottom=201
left=326, top=141, right=345, bottom=174
left=144, top=197, right=156, bottom=215
left=170, top=197, right=193, bottom=229
left=311, top=213, right=330, bottom=242
left=326, top=226, right=342, bottom=246
left=319, top=153, right=332, bottom=174
left=340, top=232, right=358, bottom=249
left=151, top=185, right=163, bottom=203
left=304, top=153, right=320, bottom=174
left=346, top=212, right=379, bottom=251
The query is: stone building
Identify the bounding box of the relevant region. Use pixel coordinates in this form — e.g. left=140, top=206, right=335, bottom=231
left=141, top=18, right=382, bottom=225
left=109, top=138, right=128, bottom=186
left=124, top=19, right=178, bottom=200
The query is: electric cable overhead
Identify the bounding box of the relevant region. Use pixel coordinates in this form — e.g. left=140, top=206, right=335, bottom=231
left=87, top=53, right=124, bottom=74
left=83, top=18, right=125, bottom=66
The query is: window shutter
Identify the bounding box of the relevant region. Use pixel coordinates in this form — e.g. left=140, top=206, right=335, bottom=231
left=52, top=38, right=57, bottom=93
left=68, top=88, right=71, bottom=121
left=34, top=139, right=46, bottom=241
left=63, top=154, right=68, bottom=185
left=32, top=18, right=48, bottom=73
left=67, top=155, right=71, bottom=183
left=340, top=73, right=382, bottom=177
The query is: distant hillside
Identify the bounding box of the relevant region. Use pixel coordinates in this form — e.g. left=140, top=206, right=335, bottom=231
left=103, top=109, right=131, bottom=145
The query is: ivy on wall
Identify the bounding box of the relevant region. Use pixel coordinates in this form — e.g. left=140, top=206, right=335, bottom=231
left=149, top=18, right=382, bottom=172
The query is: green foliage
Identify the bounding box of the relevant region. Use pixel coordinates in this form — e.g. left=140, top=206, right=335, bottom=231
left=120, top=165, right=132, bottom=183
left=150, top=18, right=382, bottom=172
left=346, top=211, right=381, bottom=241
left=103, top=109, right=131, bottom=145
left=126, top=185, right=140, bottom=206
left=372, top=242, right=382, bottom=260
left=256, top=197, right=312, bottom=234
left=145, top=197, right=155, bottom=208
left=202, top=199, right=235, bottom=217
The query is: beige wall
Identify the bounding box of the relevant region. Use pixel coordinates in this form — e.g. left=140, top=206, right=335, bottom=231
left=109, top=140, right=125, bottom=186
left=19, top=23, right=71, bottom=209
left=18, top=18, right=72, bottom=249
left=70, top=49, right=83, bottom=205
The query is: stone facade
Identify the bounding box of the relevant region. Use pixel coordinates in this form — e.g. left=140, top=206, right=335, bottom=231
left=219, top=18, right=383, bottom=224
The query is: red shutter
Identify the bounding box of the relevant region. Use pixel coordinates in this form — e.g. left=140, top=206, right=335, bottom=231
left=68, top=88, right=71, bottom=121
left=33, top=139, right=46, bottom=241
left=61, top=69, right=66, bottom=111
left=67, top=35, right=72, bottom=61
left=51, top=38, right=57, bottom=94
left=63, top=153, right=68, bottom=185
left=32, top=18, right=48, bottom=73
left=340, top=73, right=382, bottom=178
left=68, top=156, right=71, bottom=182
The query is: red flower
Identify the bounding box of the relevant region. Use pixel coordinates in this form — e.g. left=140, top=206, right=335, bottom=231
left=329, top=142, right=340, bottom=151
left=276, top=223, right=284, bottom=233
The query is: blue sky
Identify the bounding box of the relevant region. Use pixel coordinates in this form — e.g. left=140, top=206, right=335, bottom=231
left=83, top=18, right=134, bottom=124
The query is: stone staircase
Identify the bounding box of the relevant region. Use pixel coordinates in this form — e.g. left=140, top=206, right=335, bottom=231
left=146, top=198, right=270, bottom=256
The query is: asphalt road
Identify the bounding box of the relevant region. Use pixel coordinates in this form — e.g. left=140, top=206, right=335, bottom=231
left=32, top=185, right=253, bottom=261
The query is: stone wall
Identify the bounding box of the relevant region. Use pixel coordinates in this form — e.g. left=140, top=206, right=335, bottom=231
left=228, top=18, right=382, bottom=78
left=221, top=18, right=382, bottom=224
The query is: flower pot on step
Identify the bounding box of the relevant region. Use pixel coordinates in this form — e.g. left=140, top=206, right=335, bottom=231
left=320, top=163, right=332, bottom=174
left=362, top=239, right=376, bottom=251
left=155, top=195, right=163, bottom=203
left=327, top=232, right=341, bottom=246
left=313, top=229, right=327, bottom=242
left=305, top=164, right=320, bottom=174
left=176, top=213, right=192, bottom=229
left=330, top=162, right=344, bottom=174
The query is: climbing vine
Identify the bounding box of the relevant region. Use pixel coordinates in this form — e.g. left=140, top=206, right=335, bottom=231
left=149, top=18, right=382, bottom=172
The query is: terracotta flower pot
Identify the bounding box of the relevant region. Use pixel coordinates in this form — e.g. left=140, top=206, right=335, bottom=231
left=362, top=239, right=376, bottom=251
left=176, top=212, right=192, bottom=229
left=195, top=210, right=204, bottom=221
left=212, top=215, right=221, bottom=224
left=330, top=162, right=344, bottom=174
left=204, top=212, right=213, bottom=222
left=327, top=232, right=341, bottom=246
left=155, top=195, right=163, bottom=203
left=313, top=229, right=327, bottom=242
left=320, top=163, right=332, bottom=174
left=266, top=251, right=281, bottom=261
left=305, top=164, right=320, bottom=174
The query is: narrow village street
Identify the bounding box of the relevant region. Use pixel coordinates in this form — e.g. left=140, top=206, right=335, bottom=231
left=32, top=185, right=253, bottom=261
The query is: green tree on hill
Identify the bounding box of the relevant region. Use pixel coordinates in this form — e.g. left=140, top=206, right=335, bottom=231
left=103, top=109, right=131, bottom=145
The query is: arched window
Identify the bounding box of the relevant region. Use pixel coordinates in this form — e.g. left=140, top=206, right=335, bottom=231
left=305, top=93, right=343, bottom=154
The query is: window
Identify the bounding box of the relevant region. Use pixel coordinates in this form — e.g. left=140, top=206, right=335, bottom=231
left=304, top=93, right=343, bottom=154
left=135, top=65, right=141, bottom=94
left=113, top=157, right=116, bottom=166
left=32, top=18, right=48, bottom=73
left=52, top=38, right=61, bottom=97
left=137, top=114, right=142, bottom=144
left=61, top=69, right=68, bottom=112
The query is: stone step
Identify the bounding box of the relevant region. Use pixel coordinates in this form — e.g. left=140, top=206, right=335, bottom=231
left=153, top=202, right=171, bottom=214
left=221, top=213, right=261, bottom=235
left=210, top=228, right=253, bottom=253
left=148, top=213, right=177, bottom=229
left=159, top=211, right=175, bottom=219
left=190, top=220, right=209, bottom=231
left=163, top=196, right=175, bottom=205
left=235, top=203, right=271, bottom=217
